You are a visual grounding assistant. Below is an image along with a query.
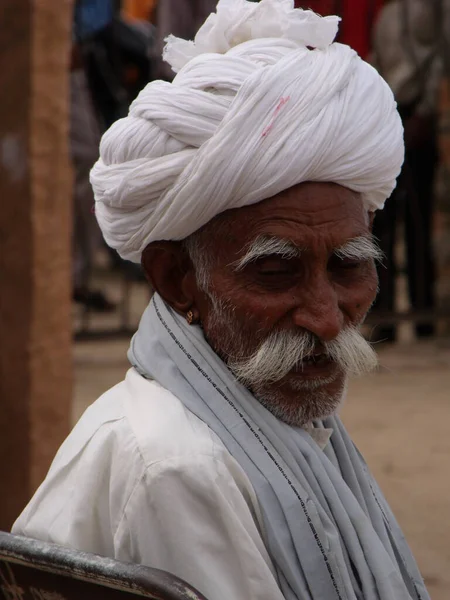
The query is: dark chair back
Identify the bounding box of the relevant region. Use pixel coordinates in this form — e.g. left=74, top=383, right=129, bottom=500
left=0, top=532, right=208, bottom=600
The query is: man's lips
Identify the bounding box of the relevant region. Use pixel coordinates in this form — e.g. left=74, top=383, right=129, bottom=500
left=291, top=354, right=338, bottom=378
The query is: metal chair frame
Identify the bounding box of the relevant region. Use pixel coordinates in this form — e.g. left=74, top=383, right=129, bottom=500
left=0, top=532, right=207, bottom=600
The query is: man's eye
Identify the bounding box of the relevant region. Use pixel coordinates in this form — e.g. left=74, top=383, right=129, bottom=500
left=254, top=258, right=295, bottom=275
left=338, top=259, right=364, bottom=269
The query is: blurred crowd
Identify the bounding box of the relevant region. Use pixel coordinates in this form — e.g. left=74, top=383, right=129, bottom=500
left=72, top=0, right=450, bottom=342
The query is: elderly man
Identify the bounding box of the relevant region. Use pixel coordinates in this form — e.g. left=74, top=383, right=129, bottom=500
left=13, top=1, right=429, bottom=599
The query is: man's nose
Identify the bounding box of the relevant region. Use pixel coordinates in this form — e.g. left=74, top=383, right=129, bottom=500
left=291, top=275, right=344, bottom=342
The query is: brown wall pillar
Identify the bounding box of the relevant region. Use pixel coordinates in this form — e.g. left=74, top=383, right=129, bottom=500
left=0, top=0, right=73, bottom=529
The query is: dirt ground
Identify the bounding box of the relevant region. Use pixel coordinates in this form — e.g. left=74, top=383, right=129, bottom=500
left=74, top=337, right=450, bottom=599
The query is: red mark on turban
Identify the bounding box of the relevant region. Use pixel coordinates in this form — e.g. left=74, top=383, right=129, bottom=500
left=262, top=96, right=291, bottom=138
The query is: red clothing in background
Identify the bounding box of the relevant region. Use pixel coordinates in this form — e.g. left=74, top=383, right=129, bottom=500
left=296, top=0, right=384, bottom=58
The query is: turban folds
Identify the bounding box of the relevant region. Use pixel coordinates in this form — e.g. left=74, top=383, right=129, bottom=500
left=90, top=0, right=404, bottom=263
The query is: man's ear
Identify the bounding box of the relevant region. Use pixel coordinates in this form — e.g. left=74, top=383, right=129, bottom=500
left=141, top=241, right=196, bottom=315
left=368, top=211, right=376, bottom=230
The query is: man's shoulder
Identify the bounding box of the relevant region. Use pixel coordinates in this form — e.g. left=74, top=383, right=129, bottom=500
left=71, top=368, right=225, bottom=468
left=13, top=369, right=239, bottom=543
left=119, top=368, right=225, bottom=469
left=39, top=368, right=237, bottom=496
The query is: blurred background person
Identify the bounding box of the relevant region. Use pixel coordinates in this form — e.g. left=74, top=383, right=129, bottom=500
left=371, top=0, right=441, bottom=342
left=296, top=0, right=384, bottom=58
left=121, top=0, right=157, bottom=99
left=155, top=1, right=385, bottom=82
left=154, top=0, right=217, bottom=80
left=72, top=0, right=117, bottom=311
left=72, top=0, right=156, bottom=306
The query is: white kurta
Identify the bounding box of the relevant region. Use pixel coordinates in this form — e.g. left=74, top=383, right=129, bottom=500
left=13, top=368, right=285, bottom=600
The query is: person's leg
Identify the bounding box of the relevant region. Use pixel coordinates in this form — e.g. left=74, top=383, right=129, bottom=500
left=404, top=139, right=437, bottom=337
left=72, top=163, right=91, bottom=291
left=372, top=182, right=399, bottom=342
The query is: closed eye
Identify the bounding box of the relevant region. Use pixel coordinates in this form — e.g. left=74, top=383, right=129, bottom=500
left=327, top=251, right=373, bottom=273
left=335, top=257, right=366, bottom=269
left=253, top=256, right=297, bottom=275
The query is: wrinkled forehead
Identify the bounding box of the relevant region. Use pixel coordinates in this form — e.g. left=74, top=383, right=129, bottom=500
left=204, top=182, right=371, bottom=255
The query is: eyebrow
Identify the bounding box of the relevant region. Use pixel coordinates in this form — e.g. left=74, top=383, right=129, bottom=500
left=232, top=235, right=302, bottom=271
left=231, top=233, right=383, bottom=272
left=334, top=235, right=384, bottom=263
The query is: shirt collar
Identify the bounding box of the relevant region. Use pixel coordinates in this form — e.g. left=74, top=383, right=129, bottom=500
left=302, top=423, right=333, bottom=450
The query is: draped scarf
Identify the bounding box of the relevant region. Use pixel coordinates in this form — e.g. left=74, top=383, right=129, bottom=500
left=128, top=294, right=429, bottom=600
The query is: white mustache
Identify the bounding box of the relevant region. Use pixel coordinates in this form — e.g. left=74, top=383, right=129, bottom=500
left=229, top=326, right=378, bottom=387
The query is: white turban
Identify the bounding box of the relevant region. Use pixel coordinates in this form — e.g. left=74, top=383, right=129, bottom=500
left=90, top=0, right=404, bottom=263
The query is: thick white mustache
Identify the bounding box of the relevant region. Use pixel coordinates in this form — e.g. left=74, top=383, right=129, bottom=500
left=229, top=326, right=378, bottom=387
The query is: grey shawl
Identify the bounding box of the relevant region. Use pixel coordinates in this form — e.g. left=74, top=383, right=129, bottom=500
left=128, top=294, right=429, bottom=600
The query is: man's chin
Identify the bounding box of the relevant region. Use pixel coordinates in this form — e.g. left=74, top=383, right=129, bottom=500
left=251, top=371, right=347, bottom=427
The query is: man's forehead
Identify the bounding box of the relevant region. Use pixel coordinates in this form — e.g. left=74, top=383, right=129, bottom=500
left=250, top=182, right=365, bottom=218
left=224, top=183, right=368, bottom=236
left=205, top=182, right=371, bottom=261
